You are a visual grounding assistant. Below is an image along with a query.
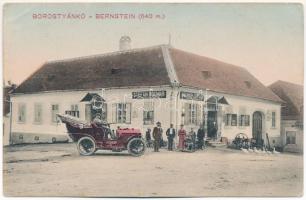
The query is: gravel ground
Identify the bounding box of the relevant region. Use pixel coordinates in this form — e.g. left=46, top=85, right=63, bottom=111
left=3, top=143, right=303, bottom=197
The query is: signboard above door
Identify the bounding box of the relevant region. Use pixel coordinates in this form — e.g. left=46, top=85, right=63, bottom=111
left=180, top=91, right=204, bottom=101
left=132, top=90, right=166, bottom=99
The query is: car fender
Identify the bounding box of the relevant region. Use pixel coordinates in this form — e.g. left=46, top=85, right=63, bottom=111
left=126, top=135, right=142, bottom=143
left=72, top=133, right=96, bottom=143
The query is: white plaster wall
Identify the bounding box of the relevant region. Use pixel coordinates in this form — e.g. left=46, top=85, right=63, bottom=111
left=3, top=116, right=10, bottom=146
left=217, top=93, right=281, bottom=142
left=10, top=86, right=281, bottom=145
left=11, top=91, right=88, bottom=136
left=281, top=120, right=303, bottom=153
left=175, top=87, right=281, bottom=146
left=10, top=86, right=174, bottom=140
left=102, top=86, right=174, bottom=139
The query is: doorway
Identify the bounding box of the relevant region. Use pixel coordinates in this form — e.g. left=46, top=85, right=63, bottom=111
left=207, top=111, right=217, bottom=138
left=252, top=111, right=263, bottom=141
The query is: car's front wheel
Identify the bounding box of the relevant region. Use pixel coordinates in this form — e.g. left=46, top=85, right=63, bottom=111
left=127, top=138, right=146, bottom=157
left=77, top=136, right=96, bottom=156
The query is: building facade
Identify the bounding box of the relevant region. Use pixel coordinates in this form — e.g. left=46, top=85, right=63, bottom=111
left=269, top=81, right=303, bottom=153
left=3, top=83, right=16, bottom=146
left=10, top=40, right=282, bottom=147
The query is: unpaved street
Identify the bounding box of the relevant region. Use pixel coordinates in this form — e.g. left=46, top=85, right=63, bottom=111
left=3, top=143, right=303, bottom=197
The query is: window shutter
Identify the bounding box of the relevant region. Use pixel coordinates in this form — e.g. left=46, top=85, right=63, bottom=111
left=112, top=104, right=117, bottom=123
left=196, top=104, right=201, bottom=125
left=38, top=104, right=42, bottom=123
left=184, top=103, right=189, bottom=125
left=223, top=114, right=227, bottom=123
left=246, top=115, right=250, bottom=126
left=102, top=103, right=107, bottom=121
left=126, top=103, right=131, bottom=124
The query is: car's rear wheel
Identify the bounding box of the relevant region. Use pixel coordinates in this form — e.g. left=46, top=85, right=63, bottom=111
left=77, top=136, right=96, bottom=156
left=127, top=138, right=146, bottom=157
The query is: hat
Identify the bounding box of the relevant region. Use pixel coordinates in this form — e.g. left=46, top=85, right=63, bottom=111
left=156, top=121, right=161, bottom=125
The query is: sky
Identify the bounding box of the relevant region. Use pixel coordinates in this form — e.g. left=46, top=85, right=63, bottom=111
left=3, top=3, right=304, bottom=86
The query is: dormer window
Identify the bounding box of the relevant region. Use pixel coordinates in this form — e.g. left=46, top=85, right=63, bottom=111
left=202, top=71, right=211, bottom=79
left=244, top=81, right=252, bottom=88
left=47, top=74, right=56, bottom=81
left=111, top=68, right=120, bottom=74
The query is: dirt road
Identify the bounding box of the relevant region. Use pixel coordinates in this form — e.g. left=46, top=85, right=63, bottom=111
left=3, top=143, right=303, bottom=197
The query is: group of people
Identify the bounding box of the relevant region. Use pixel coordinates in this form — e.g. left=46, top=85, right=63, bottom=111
left=145, top=122, right=206, bottom=152
left=93, top=114, right=207, bottom=151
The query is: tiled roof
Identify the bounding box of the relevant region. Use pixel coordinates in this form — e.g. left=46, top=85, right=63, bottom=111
left=169, top=48, right=282, bottom=102
left=13, top=46, right=170, bottom=93
left=13, top=45, right=282, bottom=103
left=269, top=80, right=303, bottom=119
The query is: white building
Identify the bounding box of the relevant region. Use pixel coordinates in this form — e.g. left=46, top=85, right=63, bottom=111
left=9, top=38, right=283, bottom=147
left=269, top=81, right=303, bottom=153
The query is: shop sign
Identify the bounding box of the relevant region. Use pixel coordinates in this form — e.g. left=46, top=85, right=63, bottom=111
left=132, top=90, right=166, bottom=99
left=180, top=91, right=204, bottom=101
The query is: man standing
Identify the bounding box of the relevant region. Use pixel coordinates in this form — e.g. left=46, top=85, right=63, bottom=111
left=212, top=122, right=218, bottom=140
left=166, top=124, right=176, bottom=151
left=188, top=128, right=196, bottom=151
left=153, top=122, right=162, bottom=152
left=197, top=125, right=205, bottom=150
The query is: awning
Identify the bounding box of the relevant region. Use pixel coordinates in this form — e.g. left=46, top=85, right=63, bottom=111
left=218, top=96, right=229, bottom=105
left=206, top=96, right=229, bottom=105
left=80, top=93, right=105, bottom=102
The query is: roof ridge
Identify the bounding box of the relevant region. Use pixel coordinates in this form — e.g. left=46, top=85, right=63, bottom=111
left=46, top=44, right=168, bottom=64
left=161, top=45, right=180, bottom=86
left=168, top=47, right=248, bottom=72
left=274, top=80, right=303, bottom=88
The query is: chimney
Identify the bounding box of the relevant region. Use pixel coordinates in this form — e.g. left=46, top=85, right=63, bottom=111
left=119, top=36, right=131, bottom=51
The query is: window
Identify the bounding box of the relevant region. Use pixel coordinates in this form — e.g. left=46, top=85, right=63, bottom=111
left=239, top=115, right=250, bottom=126
left=111, top=68, right=120, bottom=74
left=231, top=114, right=237, bottom=126
left=225, top=114, right=231, bottom=126
left=286, top=131, right=296, bottom=144
left=184, top=103, right=199, bottom=125
left=112, top=103, right=131, bottom=124
left=202, top=71, right=212, bottom=79
left=271, top=111, right=276, bottom=128
left=244, top=81, right=252, bottom=88
left=143, top=102, right=154, bottom=125
left=190, top=104, right=197, bottom=124
left=65, top=104, right=79, bottom=118
left=34, top=103, right=43, bottom=123
left=51, top=104, right=59, bottom=123
left=18, top=103, right=26, bottom=123
left=225, top=114, right=238, bottom=126
left=207, top=96, right=218, bottom=111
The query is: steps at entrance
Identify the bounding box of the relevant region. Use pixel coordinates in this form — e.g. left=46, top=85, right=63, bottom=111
left=207, top=140, right=227, bottom=148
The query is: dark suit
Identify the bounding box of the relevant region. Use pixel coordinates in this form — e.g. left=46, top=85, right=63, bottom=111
left=153, top=127, right=162, bottom=152
left=166, top=128, right=176, bottom=151
left=197, top=128, right=205, bottom=149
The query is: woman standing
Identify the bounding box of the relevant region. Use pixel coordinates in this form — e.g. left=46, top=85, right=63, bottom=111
left=178, top=124, right=186, bottom=150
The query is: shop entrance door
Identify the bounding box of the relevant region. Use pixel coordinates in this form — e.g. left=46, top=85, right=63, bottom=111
left=252, top=111, right=263, bottom=141
left=207, top=111, right=217, bottom=138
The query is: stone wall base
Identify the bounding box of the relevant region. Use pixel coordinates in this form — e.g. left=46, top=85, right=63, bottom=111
left=11, top=132, right=72, bottom=144
left=283, top=144, right=303, bottom=153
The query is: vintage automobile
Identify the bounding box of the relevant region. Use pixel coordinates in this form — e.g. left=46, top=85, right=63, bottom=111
left=57, top=114, right=146, bottom=156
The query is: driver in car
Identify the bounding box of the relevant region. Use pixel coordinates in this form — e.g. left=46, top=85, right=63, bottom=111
left=92, top=114, right=109, bottom=139
left=93, top=114, right=102, bottom=125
